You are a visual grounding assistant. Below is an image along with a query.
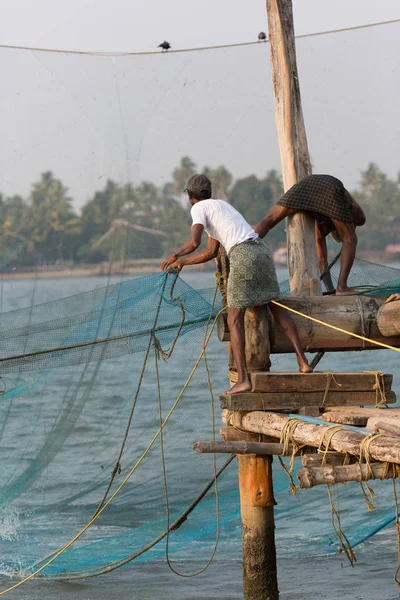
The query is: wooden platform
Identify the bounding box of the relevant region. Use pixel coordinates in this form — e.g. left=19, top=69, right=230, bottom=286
left=220, top=371, right=395, bottom=411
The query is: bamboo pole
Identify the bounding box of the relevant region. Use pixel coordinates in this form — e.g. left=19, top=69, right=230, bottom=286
left=266, top=0, right=321, bottom=297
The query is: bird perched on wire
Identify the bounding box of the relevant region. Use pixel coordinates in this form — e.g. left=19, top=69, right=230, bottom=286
left=158, top=41, right=171, bottom=52
left=258, top=31, right=267, bottom=42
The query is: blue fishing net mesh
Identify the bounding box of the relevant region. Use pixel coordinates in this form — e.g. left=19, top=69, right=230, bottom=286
left=0, top=254, right=398, bottom=580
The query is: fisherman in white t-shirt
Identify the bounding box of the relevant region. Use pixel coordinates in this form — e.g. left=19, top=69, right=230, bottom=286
left=161, top=174, right=312, bottom=394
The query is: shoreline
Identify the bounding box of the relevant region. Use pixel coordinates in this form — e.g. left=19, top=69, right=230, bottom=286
left=0, top=251, right=397, bottom=281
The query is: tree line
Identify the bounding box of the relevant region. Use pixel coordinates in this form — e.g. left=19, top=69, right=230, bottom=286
left=0, top=159, right=399, bottom=269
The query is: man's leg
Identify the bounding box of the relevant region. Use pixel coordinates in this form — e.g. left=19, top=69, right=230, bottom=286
left=268, top=303, right=313, bottom=373
left=331, top=220, right=357, bottom=294
left=225, top=307, right=251, bottom=394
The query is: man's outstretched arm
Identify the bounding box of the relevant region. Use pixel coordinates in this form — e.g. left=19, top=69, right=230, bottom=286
left=254, top=205, right=297, bottom=238
left=162, top=237, right=220, bottom=271
left=161, top=224, right=204, bottom=270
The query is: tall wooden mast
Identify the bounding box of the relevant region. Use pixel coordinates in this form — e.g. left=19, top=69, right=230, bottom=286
left=267, top=0, right=322, bottom=297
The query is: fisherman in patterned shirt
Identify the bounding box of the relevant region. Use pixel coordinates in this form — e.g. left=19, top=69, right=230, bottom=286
left=161, top=174, right=312, bottom=395
left=254, top=174, right=366, bottom=295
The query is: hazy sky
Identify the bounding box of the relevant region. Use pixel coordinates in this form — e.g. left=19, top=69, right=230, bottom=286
left=1, top=1, right=399, bottom=208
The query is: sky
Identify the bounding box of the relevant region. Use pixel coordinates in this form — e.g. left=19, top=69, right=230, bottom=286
left=1, top=0, right=400, bottom=209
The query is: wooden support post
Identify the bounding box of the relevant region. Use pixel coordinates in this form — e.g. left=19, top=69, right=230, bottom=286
left=266, top=0, right=321, bottom=297
left=238, top=455, right=279, bottom=600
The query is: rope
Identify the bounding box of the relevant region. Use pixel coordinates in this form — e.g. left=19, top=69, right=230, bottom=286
left=271, top=300, right=400, bottom=353
left=93, top=272, right=173, bottom=515
left=371, top=371, right=387, bottom=408
left=358, top=433, right=388, bottom=510
left=163, top=284, right=221, bottom=578
left=1, top=18, right=399, bottom=56
left=318, top=425, right=344, bottom=466
left=321, top=373, right=341, bottom=408
left=279, top=418, right=306, bottom=495
left=327, top=484, right=357, bottom=567
left=356, top=296, right=366, bottom=350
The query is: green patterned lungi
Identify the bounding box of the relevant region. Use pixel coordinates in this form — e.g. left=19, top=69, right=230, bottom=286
left=227, top=238, right=280, bottom=308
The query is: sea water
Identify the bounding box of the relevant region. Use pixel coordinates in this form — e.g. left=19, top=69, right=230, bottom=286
left=0, top=270, right=399, bottom=600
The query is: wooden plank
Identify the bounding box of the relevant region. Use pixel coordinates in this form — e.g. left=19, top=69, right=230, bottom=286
left=193, top=440, right=290, bottom=456
left=220, top=390, right=396, bottom=411
left=298, top=463, right=400, bottom=489
left=323, top=406, right=400, bottom=415
left=250, top=371, right=392, bottom=393
left=320, top=412, right=369, bottom=426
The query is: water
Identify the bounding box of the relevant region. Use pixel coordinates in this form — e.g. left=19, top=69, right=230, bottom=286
left=0, top=270, right=399, bottom=599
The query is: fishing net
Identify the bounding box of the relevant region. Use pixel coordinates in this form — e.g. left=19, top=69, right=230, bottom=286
left=0, top=18, right=399, bottom=589
left=0, top=258, right=398, bottom=582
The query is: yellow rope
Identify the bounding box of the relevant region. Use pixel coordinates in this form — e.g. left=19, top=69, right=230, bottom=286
left=163, top=284, right=222, bottom=578
left=358, top=433, right=388, bottom=510
left=321, top=373, right=341, bottom=407
left=327, top=484, right=357, bottom=567
left=279, top=418, right=306, bottom=495
left=371, top=371, right=387, bottom=408
left=271, top=300, right=400, bottom=353
left=318, top=425, right=345, bottom=466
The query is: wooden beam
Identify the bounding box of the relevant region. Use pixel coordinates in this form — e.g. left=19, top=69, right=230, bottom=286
left=372, top=421, right=400, bottom=437
left=367, top=415, right=400, bottom=432
left=220, top=391, right=396, bottom=412
left=193, top=440, right=290, bottom=455
left=298, top=462, right=400, bottom=489
left=248, top=371, right=392, bottom=393
left=218, top=295, right=400, bottom=352
left=220, top=426, right=278, bottom=444
left=222, top=410, right=400, bottom=464
left=266, top=0, right=321, bottom=297
left=377, top=297, right=400, bottom=337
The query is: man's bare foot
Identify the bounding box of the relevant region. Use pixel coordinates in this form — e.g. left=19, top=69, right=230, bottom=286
left=224, top=379, right=252, bottom=395
left=298, top=359, right=313, bottom=374
left=335, top=287, right=359, bottom=296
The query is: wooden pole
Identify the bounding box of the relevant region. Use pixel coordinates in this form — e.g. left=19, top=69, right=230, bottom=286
left=238, top=455, right=279, bottom=600
left=223, top=410, right=400, bottom=464
left=298, top=462, right=400, bottom=488
left=266, top=0, right=321, bottom=297
left=193, top=440, right=289, bottom=455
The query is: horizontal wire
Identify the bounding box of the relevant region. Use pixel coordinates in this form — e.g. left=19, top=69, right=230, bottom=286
left=0, top=18, right=399, bottom=57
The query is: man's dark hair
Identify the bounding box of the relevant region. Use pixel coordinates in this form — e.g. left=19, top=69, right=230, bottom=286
left=187, top=189, right=211, bottom=201
left=185, top=174, right=212, bottom=201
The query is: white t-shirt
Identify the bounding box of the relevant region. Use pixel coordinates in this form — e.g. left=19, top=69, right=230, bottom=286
left=190, top=199, right=258, bottom=254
